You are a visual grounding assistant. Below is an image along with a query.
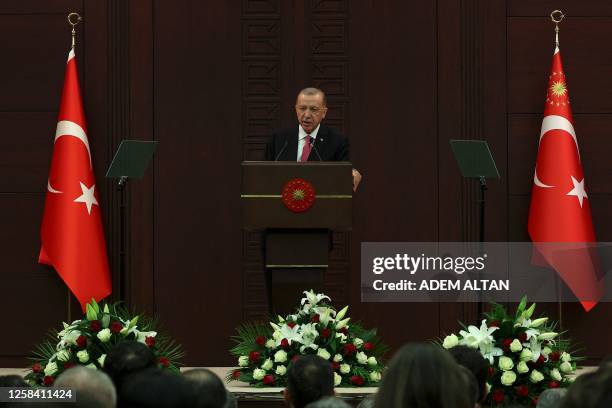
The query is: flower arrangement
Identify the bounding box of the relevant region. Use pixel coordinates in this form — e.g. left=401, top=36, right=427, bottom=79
left=228, top=290, right=388, bottom=387
left=441, top=297, right=581, bottom=406
left=25, top=299, right=184, bottom=386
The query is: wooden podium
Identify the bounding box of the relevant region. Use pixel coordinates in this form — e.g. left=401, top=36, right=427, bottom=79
left=241, top=161, right=353, bottom=314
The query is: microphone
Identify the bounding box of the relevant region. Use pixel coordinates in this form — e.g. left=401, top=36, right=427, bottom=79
left=274, top=137, right=288, bottom=161
left=310, top=138, right=323, bottom=161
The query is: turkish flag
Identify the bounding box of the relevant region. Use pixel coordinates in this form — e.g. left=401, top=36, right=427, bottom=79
left=528, top=46, right=603, bottom=311
left=39, top=49, right=112, bottom=311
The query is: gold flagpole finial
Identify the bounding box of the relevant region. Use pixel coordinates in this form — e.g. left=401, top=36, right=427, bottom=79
left=550, top=10, right=565, bottom=49
left=67, top=12, right=83, bottom=49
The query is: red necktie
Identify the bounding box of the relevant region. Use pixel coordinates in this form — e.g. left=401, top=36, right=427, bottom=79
left=299, top=135, right=312, bottom=162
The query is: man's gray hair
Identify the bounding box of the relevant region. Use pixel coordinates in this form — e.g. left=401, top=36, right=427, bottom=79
left=536, top=388, right=567, bottom=408
left=305, top=396, right=352, bottom=408
left=54, top=366, right=117, bottom=408
left=298, top=87, right=327, bottom=106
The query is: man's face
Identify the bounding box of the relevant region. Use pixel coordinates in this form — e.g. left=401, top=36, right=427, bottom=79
left=295, top=93, right=327, bottom=134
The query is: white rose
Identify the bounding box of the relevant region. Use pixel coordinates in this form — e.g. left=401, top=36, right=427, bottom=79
left=86, top=363, right=97, bottom=370
left=561, top=352, right=571, bottom=363
left=97, top=354, right=106, bottom=368
left=530, top=369, right=544, bottom=383
left=266, top=339, right=276, bottom=349
left=498, top=356, right=514, bottom=371
left=261, top=358, right=273, bottom=371
left=76, top=350, right=89, bottom=363
left=560, top=361, right=573, bottom=374
left=550, top=368, right=562, bottom=381
left=501, top=370, right=517, bottom=386
left=317, top=348, right=331, bottom=360
left=57, top=350, right=71, bottom=362
left=253, top=368, right=266, bottom=380
left=520, top=348, right=533, bottom=362
left=238, top=356, right=249, bottom=367
left=510, top=339, right=523, bottom=352
left=340, top=364, right=351, bottom=374
left=542, top=347, right=552, bottom=356
left=517, top=361, right=529, bottom=374
left=334, top=372, right=342, bottom=387
left=333, top=354, right=343, bottom=362
left=274, top=350, right=287, bottom=363
left=367, top=356, right=377, bottom=366
left=97, top=328, right=111, bottom=343
left=353, top=338, right=364, bottom=348
left=276, top=365, right=287, bottom=376
left=369, top=371, right=382, bottom=383
left=356, top=352, right=368, bottom=365
left=442, top=334, right=459, bottom=349
left=44, top=362, right=58, bottom=376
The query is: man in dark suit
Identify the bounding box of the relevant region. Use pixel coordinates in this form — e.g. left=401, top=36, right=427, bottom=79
left=265, top=87, right=362, bottom=191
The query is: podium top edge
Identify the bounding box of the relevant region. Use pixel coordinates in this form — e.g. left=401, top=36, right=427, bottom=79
left=241, top=161, right=352, bottom=166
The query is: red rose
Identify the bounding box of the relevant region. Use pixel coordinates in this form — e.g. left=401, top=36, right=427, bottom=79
left=249, top=351, right=260, bottom=362
left=350, top=375, right=365, bottom=386
left=516, top=385, right=529, bottom=397
left=321, top=328, right=331, bottom=338
left=63, top=362, right=75, bottom=370
left=492, top=389, right=504, bottom=404
left=32, top=363, right=42, bottom=373
left=518, top=332, right=528, bottom=343
left=76, top=335, right=87, bottom=348
left=363, top=342, right=374, bottom=351
left=489, top=320, right=500, bottom=327
left=531, top=397, right=539, bottom=406
left=331, top=361, right=340, bottom=371
left=311, top=314, right=320, bottom=323
left=338, top=327, right=348, bottom=335
left=159, top=357, right=170, bottom=368
left=256, top=336, right=266, bottom=346
left=281, top=338, right=290, bottom=349
left=502, top=338, right=513, bottom=351
left=43, top=376, right=55, bottom=386
left=232, top=370, right=242, bottom=380
left=110, top=321, right=123, bottom=334
left=344, top=343, right=357, bottom=355
left=145, top=336, right=156, bottom=348
left=287, top=322, right=296, bottom=329
left=90, top=320, right=102, bottom=332
left=550, top=351, right=561, bottom=362
left=536, top=354, right=545, bottom=366
left=263, top=374, right=275, bottom=385
left=488, top=367, right=495, bottom=378
left=548, top=381, right=560, bottom=388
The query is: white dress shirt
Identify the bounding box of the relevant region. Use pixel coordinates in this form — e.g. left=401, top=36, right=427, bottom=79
left=296, top=124, right=321, bottom=161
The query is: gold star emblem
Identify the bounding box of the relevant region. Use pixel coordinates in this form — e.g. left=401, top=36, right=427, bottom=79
left=292, top=189, right=305, bottom=201
left=550, top=81, right=567, bottom=98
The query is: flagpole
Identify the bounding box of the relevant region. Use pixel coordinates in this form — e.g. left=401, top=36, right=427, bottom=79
left=67, top=12, right=82, bottom=49
left=550, top=9, right=565, bottom=332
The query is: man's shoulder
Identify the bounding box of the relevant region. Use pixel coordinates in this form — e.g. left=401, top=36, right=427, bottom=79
left=319, top=125, right=346, bottom=140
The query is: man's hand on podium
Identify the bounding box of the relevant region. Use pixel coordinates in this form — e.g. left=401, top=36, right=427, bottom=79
left=352, top=168, right=362, bottom=192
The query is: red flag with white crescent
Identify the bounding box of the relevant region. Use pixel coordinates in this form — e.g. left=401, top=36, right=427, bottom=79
left=39, top=48, right=112, bottom=311
left=528, top=45, right=603, bottom=311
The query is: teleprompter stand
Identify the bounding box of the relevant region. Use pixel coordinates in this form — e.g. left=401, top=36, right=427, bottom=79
left=450, top=139, right=500, bottom=313
left=105, top=140, right=158, bottom=301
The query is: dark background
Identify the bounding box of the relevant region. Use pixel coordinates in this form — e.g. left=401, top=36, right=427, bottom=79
left=1, top=0, right=611, bottom=367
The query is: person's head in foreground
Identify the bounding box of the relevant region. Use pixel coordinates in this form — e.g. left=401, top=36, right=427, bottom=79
left=304, top=396, right=352, bottom=408
left=183, top=368, right=228, bottom=408
left=373, top=343, right=471, bottom=408
left=448, top=345, right=490, bottom=405
left=119, top=367, right=197, bottom=407
left=561, top=363, right=612, bottom=408
left=285, top=354, right=334, bottom=408
left=54, top=366, right=117, bottom=408
left=103, top=340, right=156, bottom=390
left=537, top=388, right=567, bottom=408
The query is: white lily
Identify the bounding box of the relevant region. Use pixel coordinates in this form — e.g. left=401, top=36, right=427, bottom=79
left=459, top=320, right=498, bottom=349
left=300, top=290, right=330, bottom=307
left=336, top=318, right=351, bottom=330
left=479, top=340, right=504, bottom=365
left=275, top=323, right=302, bottom=346
left=336, top=305, right=349, bottom=321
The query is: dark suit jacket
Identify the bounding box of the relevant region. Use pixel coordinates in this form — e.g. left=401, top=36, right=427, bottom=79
left=264, top=125, right=349, bottom=161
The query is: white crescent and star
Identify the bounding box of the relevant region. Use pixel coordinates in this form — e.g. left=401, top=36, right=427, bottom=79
left=46, top=120, right=92, bottom=195
left=73, top=182, right=99, bottom=214
left=566, top=176, right=588, bottom=208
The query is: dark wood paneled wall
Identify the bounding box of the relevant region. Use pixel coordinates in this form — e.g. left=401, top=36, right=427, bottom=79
left=1, top=0, right=610, bottom=367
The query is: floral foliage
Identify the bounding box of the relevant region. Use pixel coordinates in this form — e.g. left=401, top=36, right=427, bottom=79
left=25, top=299, right=184, bottom=386
left=441, top=297, right=581, bottom=406
left=228, top=290, right=388, bottom=387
